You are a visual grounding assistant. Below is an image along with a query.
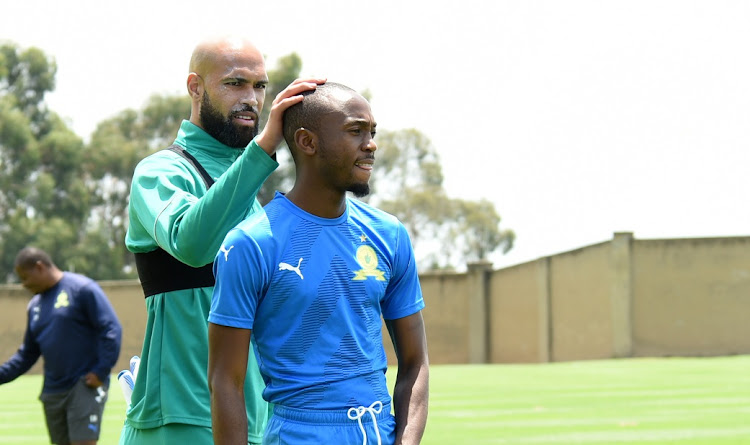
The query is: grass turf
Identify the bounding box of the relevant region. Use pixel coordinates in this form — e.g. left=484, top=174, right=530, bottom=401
left=0, top=356, right=748, bottom=444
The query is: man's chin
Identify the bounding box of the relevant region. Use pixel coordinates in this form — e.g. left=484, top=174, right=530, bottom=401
left=231, top=127, right=257, bottom=147
left=219, top=132, right=256, bottom=149
left=349, top=184, right=371, bottom=198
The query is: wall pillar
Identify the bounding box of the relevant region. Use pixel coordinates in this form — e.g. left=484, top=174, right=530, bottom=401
left=536, top=257, right=552, bottom=363
left=467, top=260, right=493, bottom=363
left=610, top=232, right=634, bottom=358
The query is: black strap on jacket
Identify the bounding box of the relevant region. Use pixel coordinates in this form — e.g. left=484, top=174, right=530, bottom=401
left=166, top=144, right=215, bottom=188
left=134, top=145, right=216, bottom=298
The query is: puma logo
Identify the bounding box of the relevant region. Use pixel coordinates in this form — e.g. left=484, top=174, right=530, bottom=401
left=95, top=387, right=106, bottom=404
left=220, top=245, right=234, bottom=261
left=279, top=258, right=304, bottom=280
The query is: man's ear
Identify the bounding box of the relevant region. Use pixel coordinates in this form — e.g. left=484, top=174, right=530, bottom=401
left=294, top=128, right=318, bottom=156
left=33, top=260, right=46, bottom=275
left=187, top=73, right=203, bottom=100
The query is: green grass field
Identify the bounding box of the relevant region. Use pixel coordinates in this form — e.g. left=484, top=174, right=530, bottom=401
left=1, top=356, right=748, bottom=444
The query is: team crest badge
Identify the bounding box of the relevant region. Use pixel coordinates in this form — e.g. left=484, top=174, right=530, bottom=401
left=54, top=291, right=70, bottom=309
left=352, top=246, right=385, bottom=281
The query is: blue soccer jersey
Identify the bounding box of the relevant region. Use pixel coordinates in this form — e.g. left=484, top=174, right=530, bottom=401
left=209, top=192, right=424, bottom=410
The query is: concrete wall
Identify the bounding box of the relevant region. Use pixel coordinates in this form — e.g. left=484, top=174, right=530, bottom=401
left=2, top=233, right=749, bottom=373
left=548, top=241, right=616, bottom=361
left=631, top=237, right=750, bottom=356
left=380, top=271, right=470, bottom=365
left=410, top=271, right=470, bottom=364
left=490, top=259, right=548, bottom=363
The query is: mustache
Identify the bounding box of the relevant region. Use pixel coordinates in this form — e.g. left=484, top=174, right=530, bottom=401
left=230, top=105, right=259, bottom=116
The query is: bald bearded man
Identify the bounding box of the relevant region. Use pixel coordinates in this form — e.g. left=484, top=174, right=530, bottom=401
left=120, top=36, right=324, bottom=444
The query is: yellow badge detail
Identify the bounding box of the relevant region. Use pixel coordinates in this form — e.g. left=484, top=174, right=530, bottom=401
left=54, top=291, right=70, bottom=309
left=353, top=245, right=385, bottom=281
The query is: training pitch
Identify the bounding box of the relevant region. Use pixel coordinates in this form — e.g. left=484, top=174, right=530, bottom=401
left=0, top=355, right=748, bottom=444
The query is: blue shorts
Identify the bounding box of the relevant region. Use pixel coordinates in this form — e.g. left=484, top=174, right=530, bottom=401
left=263, top=402, right=396, bottom=445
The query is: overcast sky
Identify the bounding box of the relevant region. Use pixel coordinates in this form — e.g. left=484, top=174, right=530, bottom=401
left=2, top=0, right=749, bottom=268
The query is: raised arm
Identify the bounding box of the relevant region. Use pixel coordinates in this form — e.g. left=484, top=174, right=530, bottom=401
left=208, top=322, right=252, bottom=445
left=386, top=311, right=429, bottom=445
left=128, top=78, right=325, bottom=267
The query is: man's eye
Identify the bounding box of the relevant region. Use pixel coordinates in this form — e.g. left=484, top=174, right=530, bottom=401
left=226, top=81, right=240, bottom=86
left=370, top=131, right=377, bottom=138
left=350, top=129, right=362, bottom=135
left=255, top=84, right=267, bottom=89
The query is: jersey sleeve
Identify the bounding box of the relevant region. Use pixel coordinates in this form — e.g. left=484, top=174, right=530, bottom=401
left=209, top=226, right=269, bottom=329
left=381, top=223, right=425, bottom=320
left=127, top=140, right=278, bottom=267
left=81, top=282, right=123, bottom=382
left=0, top=306, right=41, bottom=384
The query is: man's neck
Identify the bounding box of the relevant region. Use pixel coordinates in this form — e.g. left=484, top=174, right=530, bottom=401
left=286, top=186, right=346, bottom=219
left=45, top=268, right=64, bottom=291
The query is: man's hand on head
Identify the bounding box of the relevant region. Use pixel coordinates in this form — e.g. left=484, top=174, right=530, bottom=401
left=255, top=77, right=326, bottom=155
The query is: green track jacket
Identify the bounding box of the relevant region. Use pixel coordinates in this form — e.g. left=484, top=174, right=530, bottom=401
left=124, top=120, right=277, bottom=443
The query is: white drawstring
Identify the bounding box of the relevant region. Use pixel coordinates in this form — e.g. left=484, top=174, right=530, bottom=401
left=347, top=401, right=383, bottom=445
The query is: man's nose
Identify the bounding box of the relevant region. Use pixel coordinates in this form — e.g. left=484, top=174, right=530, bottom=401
left=241, top=89, right=259, bottom=107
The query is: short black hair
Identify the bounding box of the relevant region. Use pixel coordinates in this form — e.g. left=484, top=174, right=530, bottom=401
left=282, top=82, right=359, bottom=152
left=14, top=247, right=54, bottom=270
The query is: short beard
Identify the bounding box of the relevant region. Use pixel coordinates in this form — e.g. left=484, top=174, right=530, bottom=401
left=317, top=136, right=371, bottom=198
left=200, top=91, right=258, bottom=148
left=348, top=183, right=370, bottom=198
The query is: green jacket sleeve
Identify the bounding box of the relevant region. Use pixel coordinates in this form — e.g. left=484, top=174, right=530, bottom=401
left=127, top=141, right=278, bottom=267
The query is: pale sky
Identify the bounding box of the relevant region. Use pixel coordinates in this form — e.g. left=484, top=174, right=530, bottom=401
left=2, top=0, right=749, bottom=268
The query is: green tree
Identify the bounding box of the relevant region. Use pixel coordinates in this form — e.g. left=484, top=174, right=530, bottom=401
left=0, top=44, right=56, bottom=133
left=0, top=42, right=110, bottom=281
left=0, top=43, right=56, bottom=222
left=449, top=198, right=514, bottom=263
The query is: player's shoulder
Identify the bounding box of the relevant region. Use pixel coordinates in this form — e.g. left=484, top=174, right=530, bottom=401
left=227, top=208, right=272, bottom=244
left=59, top=271, right=85, bottom=286
left=62, top=272, right=102, bottom=295
left=136, top=145, right=181, bottom=164
left=347, top=198, right=401, bottom=227
left=133, top=146, right=189, bottom=176
left=260, top=192, right=307, bottom=228
left=27, top=294, right=42, bottom=311
left=226, top=194, right=299, bottom=251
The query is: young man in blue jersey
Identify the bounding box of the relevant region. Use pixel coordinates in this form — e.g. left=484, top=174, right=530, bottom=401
left=1, top=247, right=122, bottom=445
left=208, top=82, right=429, bottom=445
